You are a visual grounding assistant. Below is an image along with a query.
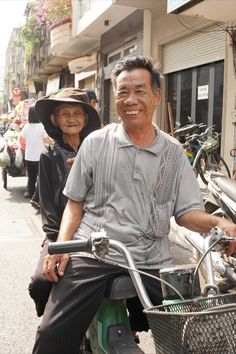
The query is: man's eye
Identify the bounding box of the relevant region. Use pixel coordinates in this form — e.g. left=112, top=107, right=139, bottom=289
left=117, top=91, right=128, bottom=97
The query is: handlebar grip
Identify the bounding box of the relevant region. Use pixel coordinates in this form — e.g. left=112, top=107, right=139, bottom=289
left=48, top=239, right=90, bottom=255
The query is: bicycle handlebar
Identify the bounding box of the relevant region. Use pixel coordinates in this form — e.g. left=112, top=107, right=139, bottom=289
left=48, top=231, right=153, bottom=309
left=48, top=239, right=91, bottom=255
left=184, top=125, right=218, bottom=144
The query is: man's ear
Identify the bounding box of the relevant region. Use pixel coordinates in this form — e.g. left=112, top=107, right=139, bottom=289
left=154, top=88, right=161, bottom=106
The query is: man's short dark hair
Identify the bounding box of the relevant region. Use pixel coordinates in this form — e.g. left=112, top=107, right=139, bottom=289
left=83, top=88, right=98, bottom=103
left=111, top=56, right=161, bottom=93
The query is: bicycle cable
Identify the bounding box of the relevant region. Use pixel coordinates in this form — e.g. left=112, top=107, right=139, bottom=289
left=93, top=252, right=185, bottom=301
left=191, top=236, right=224, bottom=299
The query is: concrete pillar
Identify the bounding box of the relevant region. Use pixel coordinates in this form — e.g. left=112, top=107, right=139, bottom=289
left=221, top=30, right=236, bottom=173
left=143, top=9, right=151, bottom=57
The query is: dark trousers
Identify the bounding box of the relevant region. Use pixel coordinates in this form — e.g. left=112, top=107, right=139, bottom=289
left=25, top=160, right=39, bottom=198
left=32, top=257, right=163, bottom=354
left=29, top=239, right=52, bottom=317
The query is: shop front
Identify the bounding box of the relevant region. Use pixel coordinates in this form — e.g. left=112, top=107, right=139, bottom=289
left=163, top=25, right=226, bottom=132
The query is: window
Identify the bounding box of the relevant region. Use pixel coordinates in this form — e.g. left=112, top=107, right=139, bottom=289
left=108, top=51, right=121, bottom=65
left=167, top=72, right=177, bottom=126
left=107, top=41, right=137, bottom=66
left=123, top=43, right=137, bottom=57
left=167, top=61, right=224, bottom=132
left=180, top=69, right=192, bottom=126
left=213, top=61, right=224, bottom=131
left=196, top=64, right=209, bottom=127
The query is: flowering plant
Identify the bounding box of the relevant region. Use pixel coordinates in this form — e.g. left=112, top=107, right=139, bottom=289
left=18, top=0, right=72, bottom=64
left=35, top=0, right=71, bottom=30
left=18, top=2, right=45, bottom=63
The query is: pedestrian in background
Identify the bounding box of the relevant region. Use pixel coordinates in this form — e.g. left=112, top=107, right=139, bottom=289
left=20, top=106, right=51, bottom=199
left=83, top=88, right=98, bottom=109
left=83, top=88, right=106, bottom=127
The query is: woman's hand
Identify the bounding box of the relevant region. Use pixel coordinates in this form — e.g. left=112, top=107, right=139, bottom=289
left=42, top=253, right=69, bottom=282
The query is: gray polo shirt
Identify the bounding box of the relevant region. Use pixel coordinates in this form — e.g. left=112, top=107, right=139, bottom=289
left=64, top=123, right=203, bottom=269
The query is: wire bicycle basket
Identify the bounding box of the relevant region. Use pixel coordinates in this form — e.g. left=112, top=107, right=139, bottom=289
left=144, top=293, right=236, bottom=354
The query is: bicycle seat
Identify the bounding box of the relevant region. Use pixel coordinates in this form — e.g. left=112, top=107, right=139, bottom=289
left=214, top=175, right=236, bottom=202
left=105, top=275, right=137, bottom=300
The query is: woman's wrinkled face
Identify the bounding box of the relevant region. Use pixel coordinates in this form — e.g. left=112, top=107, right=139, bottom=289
left=54, top=103, right=86, bottom=134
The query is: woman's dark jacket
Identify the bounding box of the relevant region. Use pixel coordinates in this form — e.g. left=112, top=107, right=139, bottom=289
left=38, top=140, right=78, bottom=241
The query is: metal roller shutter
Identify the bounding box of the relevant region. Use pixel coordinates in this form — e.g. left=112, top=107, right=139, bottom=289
left=163, top=26, right=226, bottom=74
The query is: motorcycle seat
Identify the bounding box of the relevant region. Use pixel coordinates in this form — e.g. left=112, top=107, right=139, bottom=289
left=105, top=275, right=137, bottom=300
left=215, top=176, right=236, bottom=202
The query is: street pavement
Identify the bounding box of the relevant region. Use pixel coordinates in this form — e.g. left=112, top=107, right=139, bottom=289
left=0, top=176, right=42, bottom=354
left=0, top=175, right=197, bottom=354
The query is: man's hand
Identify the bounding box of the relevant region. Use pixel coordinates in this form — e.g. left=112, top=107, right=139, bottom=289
left=177, top=210, right=236, bottom=256
left=225, top=240, right=236, bottom=257
left=216, top=218, right=236, bottom=256
left=42, top=253, right=69, bottom=282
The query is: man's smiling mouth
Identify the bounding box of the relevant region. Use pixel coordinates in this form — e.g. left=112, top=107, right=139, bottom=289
left=125, top=110, right=140, bottom=116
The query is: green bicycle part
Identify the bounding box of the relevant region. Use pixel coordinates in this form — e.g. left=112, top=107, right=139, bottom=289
left=89, top=298, right=131, bottom=354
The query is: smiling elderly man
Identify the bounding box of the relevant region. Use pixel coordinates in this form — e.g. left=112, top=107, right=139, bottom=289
left=32, top=56, right=236, bottom=354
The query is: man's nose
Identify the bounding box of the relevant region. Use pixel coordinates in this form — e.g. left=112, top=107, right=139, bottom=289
left=124, top=92, right=138, bottom=104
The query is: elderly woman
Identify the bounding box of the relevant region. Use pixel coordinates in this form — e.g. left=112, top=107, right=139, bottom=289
left=28, top=88, right=101, bottom=316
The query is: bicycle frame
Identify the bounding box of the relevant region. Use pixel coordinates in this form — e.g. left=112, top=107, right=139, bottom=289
left=185, top=229, right=236, bottom=286
left=48, top=229, right=236, bottom=354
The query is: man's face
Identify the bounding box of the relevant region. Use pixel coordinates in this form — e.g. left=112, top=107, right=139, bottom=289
left=114, top=68, right=161, bottom=130
left=55, top=103, right=86, bottom=135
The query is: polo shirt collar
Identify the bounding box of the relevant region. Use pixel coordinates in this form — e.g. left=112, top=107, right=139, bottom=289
left=116, top=123, right=165, bottom=156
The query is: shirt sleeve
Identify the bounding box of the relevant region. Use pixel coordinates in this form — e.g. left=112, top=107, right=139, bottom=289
left=174, top=152, right=204, bottom=219
left=40, top=123, right=49, bottom=138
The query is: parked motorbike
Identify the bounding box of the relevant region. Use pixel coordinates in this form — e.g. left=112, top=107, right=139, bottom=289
left=48, top=228, right=236, bottom=354
left=203, top=172, right=236, bottom=291
left=173, top=117, right=205, bottom=144
left=205, top=172, right=236, bottom=223
left=0, top=129, right=26, bottom=189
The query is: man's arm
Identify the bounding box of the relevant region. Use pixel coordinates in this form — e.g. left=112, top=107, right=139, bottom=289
left=177, top=210, right=236, bottom=256
left=176, top=210, right=219, bottom=233
left=43, top=199, right=84, bottom=282
left=57, top=199, right=84, bottom=242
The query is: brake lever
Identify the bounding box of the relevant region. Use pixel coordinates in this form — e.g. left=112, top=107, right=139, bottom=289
left=90, top=230, right=110, bottom=258
left=209, top=227, right=234, bottom=252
